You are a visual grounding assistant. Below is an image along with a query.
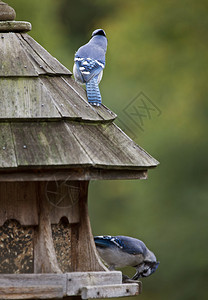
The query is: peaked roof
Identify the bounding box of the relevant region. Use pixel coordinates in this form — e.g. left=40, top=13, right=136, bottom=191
left=0, top=23, right=159, bottom=181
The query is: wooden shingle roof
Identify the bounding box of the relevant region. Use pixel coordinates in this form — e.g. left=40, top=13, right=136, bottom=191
left=0, top=17, right=159, bottom=181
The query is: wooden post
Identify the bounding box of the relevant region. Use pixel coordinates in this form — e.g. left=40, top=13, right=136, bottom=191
left=34, top=182, right=62, bottom=274
left=70, top=181, right=107, bottom=272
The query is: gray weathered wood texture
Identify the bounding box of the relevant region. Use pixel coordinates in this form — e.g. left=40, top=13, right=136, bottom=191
left=0, top=21, right=32, bottom=32
left=0, top=274, right=66, bottom=299
left=10, top=122, right=92, bottom=167
left=0, top=1, right=16, bottom=21
left=0, top=272, right=141, bottom=299
left=70, top=182, right=107, bottom=273
left=0, top=123, right=17, bottom=168
left=67, top=122, right=158, bottom=168
left=33, top=182, right=62, bottom=274
left=81, top=283, right=139, bottom=299
left=0, top=78, right=61, bottom=120
left=0, top=169, right=148, bottom=182
left=19, top=34, right=71, bottom=75
left=66, top=271, right=122, bottom=295
left=0, top=33, right=70, bottom=76
left=0, top=121, right=158, bottom=171
left=0, top=182, right=38, bottom=226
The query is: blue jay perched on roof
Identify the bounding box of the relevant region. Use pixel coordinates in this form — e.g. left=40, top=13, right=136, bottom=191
left=94, top=235, right=159, bottom=282
left=73, top=29, right=107, bottom=106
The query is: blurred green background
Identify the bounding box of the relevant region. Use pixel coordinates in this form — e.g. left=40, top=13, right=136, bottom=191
left=8, top=0, right=208, bottom=299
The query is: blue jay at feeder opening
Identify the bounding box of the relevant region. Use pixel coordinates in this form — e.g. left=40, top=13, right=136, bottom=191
left=73, top=29, right=107, bottom=106
left=94, top=235, right=159, bottom=283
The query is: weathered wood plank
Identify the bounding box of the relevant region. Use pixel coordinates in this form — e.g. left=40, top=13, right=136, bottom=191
left=97, top=122, right=159, bottom=166
left=62, top=76, right=117, bottom=122
left=47, top=181, right=80, bottom=224
left=66, top=122, right=159, bottom=168
left=62, top=76, right=87, bottom=100
left=66, top=271, right=122, bottom=296
left=0, top=273, right=140, bottom=299
left=11, top=122, right=92, bottom=167
left=0, top=274, right=66, bottom=299
left=0, top=78, right=61, bottom=119
left=0, top=274, right=66, bottom=286
left=0, top=168, right=148, bottom=181
left=70, top=182, right=107, bottom=272
left=21, top=33, right=71, bottom=75
left=93, top=103, right=117, bottom=122
left=0, top=33, right=38, bottom=76
left=41, top=76, right=103, bottom=121
left=0, top=21, right=31, bottom=33
left=0, top=182, right=38, bottom=226
left=17, top=33, right=55, bottom=75
left=86, top=169, right=148, bottom=179
left=34, top=183, right=62, bottom=273
left=66, top=122, right=122, bottom=167
left=0, top=123, right=17, bottom=168
left=1, top=120, right=157, bottom=171
left=81, top=283, right=140, bottom=299
left=0, top=286, right=63, bottom=299
left=40, top=77, right=83, bottom=120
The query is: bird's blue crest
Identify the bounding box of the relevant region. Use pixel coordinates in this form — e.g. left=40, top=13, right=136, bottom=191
left=92, top=29, right=106, bottom=37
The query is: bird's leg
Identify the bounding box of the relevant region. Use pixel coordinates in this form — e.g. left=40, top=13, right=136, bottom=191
left=108, top=265, right=115, bottom=271
left=131, top=270, right=140, bottom=281
left=122, top=274, right=132, bottom=283
left=123, top=273, right=141, bottom=283
left=108, top=266, right=139, bottom=284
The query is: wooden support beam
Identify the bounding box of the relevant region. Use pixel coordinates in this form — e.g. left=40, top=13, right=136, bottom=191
left=70, top=182, right=107, bottom=272
left=34, top=182, right=62, bottom=274
left=0, top=168, right=148, bottom=182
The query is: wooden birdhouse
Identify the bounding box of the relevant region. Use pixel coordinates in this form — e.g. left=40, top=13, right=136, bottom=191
left=0, top=2, right=159, bottom=299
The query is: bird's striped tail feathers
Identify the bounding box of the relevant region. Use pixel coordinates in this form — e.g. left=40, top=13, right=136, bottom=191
left=86, top=76, right=102, bottom=106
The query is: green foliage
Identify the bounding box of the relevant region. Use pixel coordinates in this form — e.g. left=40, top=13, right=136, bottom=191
left=9, top=0, right=71, bottom=68
left=8, top=0, right=208, bottom=299
left=59, top=0, right=118, bottom=50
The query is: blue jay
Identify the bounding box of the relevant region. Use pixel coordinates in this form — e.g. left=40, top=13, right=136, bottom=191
left=73, top=29, right=107, bottom=106
left=94, top=235, right=159, bottom=282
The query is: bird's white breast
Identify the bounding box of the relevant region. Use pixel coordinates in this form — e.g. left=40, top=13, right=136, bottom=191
left=96, top=247, right=144, bottom=269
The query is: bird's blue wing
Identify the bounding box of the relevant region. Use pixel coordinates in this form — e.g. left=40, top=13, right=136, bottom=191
left=74, top=57, right=104, bottom=83
left=115, top=236, right=147, bottom=255
left=94, top=235, right=146, bottom=255
left=94, top=236, right=116, bottom=248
